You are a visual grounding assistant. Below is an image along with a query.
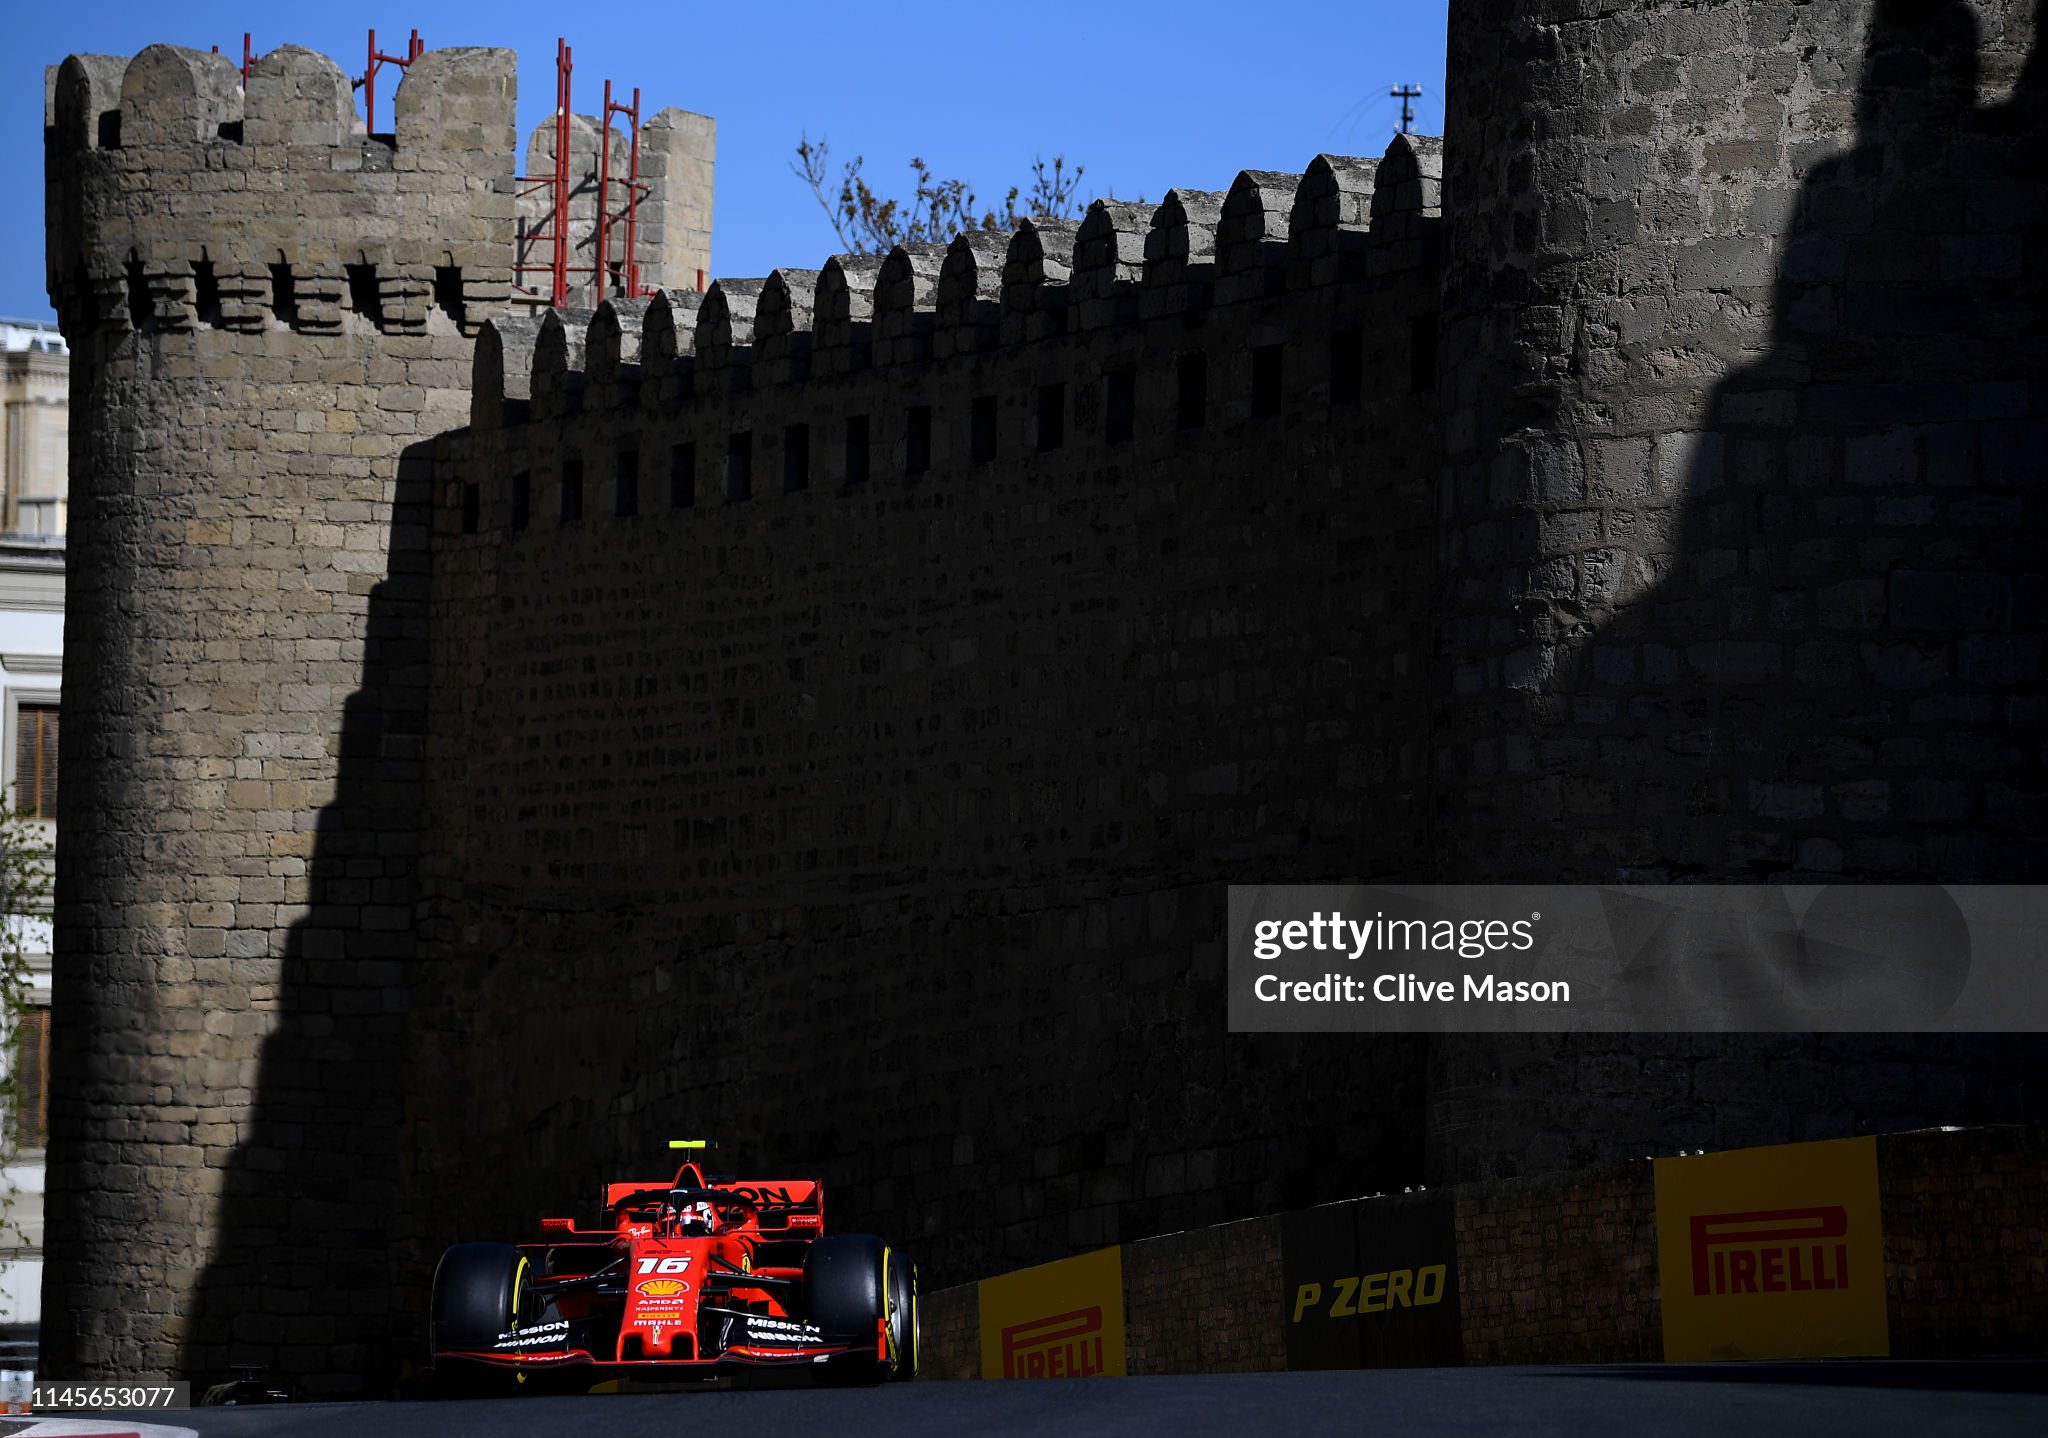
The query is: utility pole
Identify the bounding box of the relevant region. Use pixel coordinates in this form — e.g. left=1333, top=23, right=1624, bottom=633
left=1391, top=84, right=1422, bottom=135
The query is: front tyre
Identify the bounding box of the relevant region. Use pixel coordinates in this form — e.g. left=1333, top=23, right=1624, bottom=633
left=805, top=1234, right=916, bottom=1383
left=430, top=1243, right=530, bottom=1396
left=886, top=1249, right=918, bottom=1382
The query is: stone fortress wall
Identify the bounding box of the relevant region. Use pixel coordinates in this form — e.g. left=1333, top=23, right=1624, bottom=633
left=415, top=131, right=1448, bottom=1373
left=41, top=0, right=2045, bottom=1394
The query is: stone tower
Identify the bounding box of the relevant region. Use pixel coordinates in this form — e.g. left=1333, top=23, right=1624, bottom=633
left=1429, top=0, right=2043, bottom=1178
left=43, top=42, right=516, bottom=1389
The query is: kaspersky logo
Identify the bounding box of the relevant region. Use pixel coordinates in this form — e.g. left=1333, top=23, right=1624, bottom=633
left=1690, top=1206, right=1851, bottom=1296
left=1000, top=1308, right=1104, bottom=1378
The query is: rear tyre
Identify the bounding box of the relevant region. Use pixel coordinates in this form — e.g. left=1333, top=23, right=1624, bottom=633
left=430, top=1243, right=530, bottom=1397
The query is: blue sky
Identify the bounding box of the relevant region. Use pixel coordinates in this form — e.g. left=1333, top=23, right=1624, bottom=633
left=8, top=1, right=1448, bottom=323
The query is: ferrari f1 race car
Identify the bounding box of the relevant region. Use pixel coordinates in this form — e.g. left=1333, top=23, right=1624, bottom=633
left=430, top=1142, right=918, bottom=1387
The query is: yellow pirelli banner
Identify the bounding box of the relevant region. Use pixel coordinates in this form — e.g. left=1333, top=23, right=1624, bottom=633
left=1655, top=1135, right=1887, bottom=1362
left=977, top=1245, right=1127, bottom=1380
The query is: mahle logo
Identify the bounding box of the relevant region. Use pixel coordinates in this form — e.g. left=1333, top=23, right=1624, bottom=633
left=1689, top=1207, right=1850, bottom=1296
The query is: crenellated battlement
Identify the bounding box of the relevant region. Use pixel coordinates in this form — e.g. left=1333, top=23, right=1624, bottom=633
left=463, top=133, right=1442, bottom=448
left=46, top=42, right=519, bottom=339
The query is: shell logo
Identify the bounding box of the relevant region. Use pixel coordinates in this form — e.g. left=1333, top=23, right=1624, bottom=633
left=638, top=1278, right=689, bottom=1297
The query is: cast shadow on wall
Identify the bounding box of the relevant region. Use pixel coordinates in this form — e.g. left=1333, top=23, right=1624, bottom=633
left=179, top=440, right=434, bottom=1392
left=1430, top=0, right=2044, bottom=1186
left=1593, top=0, right=2041, bottom=883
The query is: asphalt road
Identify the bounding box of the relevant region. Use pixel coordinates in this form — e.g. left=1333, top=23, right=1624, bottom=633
left=33, top=1361, right=2048, bottom=1438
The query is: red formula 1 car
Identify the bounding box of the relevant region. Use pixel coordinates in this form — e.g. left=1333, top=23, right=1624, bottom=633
left=430, top=1142, right=918, bottom=1388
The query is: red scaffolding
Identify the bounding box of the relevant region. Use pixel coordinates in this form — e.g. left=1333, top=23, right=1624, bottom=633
left=514, top=39, right=659, bottom=309
left=594, top=79, right=644, bottom=305
left=354, top=28, right=424, bottom=134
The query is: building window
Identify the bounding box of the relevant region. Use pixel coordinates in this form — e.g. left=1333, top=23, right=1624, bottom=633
left=12, top=1004, right=48, bottom=1149
left=15, top=704, right=56, bottom=820
left=510, top=470, right=531, bottom=531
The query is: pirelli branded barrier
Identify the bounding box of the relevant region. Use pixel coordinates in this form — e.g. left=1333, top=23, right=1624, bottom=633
left=1654, top=1136, right=1888, bottom=1361
left=927, top=1125, right=2042, bottom=1378
left=1282, top=1191, right=1461, bottom=1369
left=977, top=1245, right=1128, bottom=1380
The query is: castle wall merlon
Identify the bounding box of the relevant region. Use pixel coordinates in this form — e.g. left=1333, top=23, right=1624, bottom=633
left=1216, top=169, right=1298, bottom=302
left=474, top=314, right=544, bottom=429
left=1073, top=200, right=1150, bottom=329
left=1141, top=188, right=1225, bottom=318
left=875, top=243, right=945, bottom=365
left=243, top=46, right=360, bottom=149
left=1000, top=217, right=1080, bottom=344
left=816, top=255, right=887, bottom=376
left=639, top=288, right=702, bottom=404
left=393, top=48, right=518, bottom=172
left=636, top=109, right=717, bottom=293
left=757, top=269, right=821, bottom=386
left=523, top=111, right=611, bottom=182
left=120, top=45, right=242, bottom=148
left=48, top=54, right=125, bottom=151
left=586, top=296, right=649, bottom=408
left=935, top=231, right=1006, bottom=358
left=1290, top=154, right=1376, bottom=287
left=1369, top=132, right=1445, bottom=259
left=697, top=278, right=765, bottom=391
left=532, top=307, right=594, bottom=419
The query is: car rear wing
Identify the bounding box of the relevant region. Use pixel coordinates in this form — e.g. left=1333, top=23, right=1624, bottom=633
left=722, top=1179, right=824, bottom=1232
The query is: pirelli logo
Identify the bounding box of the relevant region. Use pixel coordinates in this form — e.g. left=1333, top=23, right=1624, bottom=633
left=1655, top=1137, right=1887, bottom=1362
left=1000, top=1307, right=1105, bottom=1378
left=1690, top=1206, right=1850, bottom=1296
left=977, top=1246, right=1127, bottom=1379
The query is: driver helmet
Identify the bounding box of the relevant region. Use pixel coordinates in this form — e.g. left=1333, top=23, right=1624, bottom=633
left=672, top=1198, right=718, bottom=1235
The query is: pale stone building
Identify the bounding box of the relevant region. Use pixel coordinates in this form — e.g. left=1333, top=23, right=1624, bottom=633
left=0, top=319, right=64, bottom=1364
left=0, top=321, right=68, bottom=539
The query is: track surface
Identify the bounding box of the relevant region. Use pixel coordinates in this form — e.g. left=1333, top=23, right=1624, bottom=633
left=55, top=1360, right=2048, bottom=1438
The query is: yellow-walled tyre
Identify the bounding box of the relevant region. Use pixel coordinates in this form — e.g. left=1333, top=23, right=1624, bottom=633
left=430, top=1243, right=528, bottom=1397
left=885, top=1249, right=918, bottom=1382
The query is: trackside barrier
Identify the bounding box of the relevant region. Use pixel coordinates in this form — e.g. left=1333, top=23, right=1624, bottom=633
left=916, top=1125, right=2045, bottom=1376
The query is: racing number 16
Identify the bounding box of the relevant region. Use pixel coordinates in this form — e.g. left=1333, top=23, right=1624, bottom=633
left=637, top=1257, right=691, bottom=1275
